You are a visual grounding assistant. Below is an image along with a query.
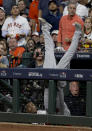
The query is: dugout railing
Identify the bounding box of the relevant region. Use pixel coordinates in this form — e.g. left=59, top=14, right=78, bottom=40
left=0, top=68, right=92, bottom=127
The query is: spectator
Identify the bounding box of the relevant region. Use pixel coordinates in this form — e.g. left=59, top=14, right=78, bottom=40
left=34, top=46, right=44, bottom=68
left=0, top=38, right=7, bottom=55
left=80, top=17, right=92, bottom=52
left=63, top=0, right=88, bottom=20
left=38, top=0, right=63, bottom=19
left=2, top=5, right=30, bottom=47
left=22, top=38, right=35, bottom=68
left=51, top=30, right=58, bottom=47
left=8, top=37, right=25, bottom=67
left=29, top=0, right=40, bottom=32
left=39, top=33, right=45, bottom=48
left=31, top=47, right=45, bottom=110
left=23, top=0, right=32, bottom=9
left=0, top=7, right=5, bottom=39
left=57, top=1, right=84, bottom=51
left=0, top=39, right=9, bottom=68
left=17, top=0, right=29, bottom=16
left=3, top=0, right=16, bottom=16
left=64, top=81, right=86, bottom=116
left=26, top=39, right=35, bottom=53
left=32, top=32, right=40, bottom=46
left=27, top=18, right=37, bottom=35
left=44, top=0, right=62, bottom=32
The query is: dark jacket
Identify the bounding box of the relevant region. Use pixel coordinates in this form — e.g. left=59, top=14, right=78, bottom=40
left=45, top=9, right=62, bottom=32
left=64, top=93, right=86, bottom=116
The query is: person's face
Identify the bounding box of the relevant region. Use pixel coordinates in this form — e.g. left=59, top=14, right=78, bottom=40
left=18, top=1, right=26, bottom=11
left=69, top=82, right=79, bottom=96
left=89, top=10, right=92, bottom=18
left=84, top=18, right=92, bottom=29
left=0, top=40, right=6, bottom=49
left=0, top=40, right=7, bottom=55
left=39, top=34, right=44, bottom=44
left=29, top=19, right=33, bottom=27
left=11, top=6, right=20, bottom=16
left=9, top=38, right=17, bottom=50
left=32, top=35, right=39, bottom=43
left=0, top=9, right=5, bottom=20
left=35, top=48, right=44, bottom=61
left=0, top=44, right=5, bottom=55
left=48, top=2, right=58, bottom=11
left=68, top=4, right=76, bottom=16
left=27, top=39, right=35, bottom=52
left=52, top=34, right=58, bottom=43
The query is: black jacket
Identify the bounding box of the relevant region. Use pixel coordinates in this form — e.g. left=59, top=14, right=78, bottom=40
left=64, top=93, right=86, bottom=116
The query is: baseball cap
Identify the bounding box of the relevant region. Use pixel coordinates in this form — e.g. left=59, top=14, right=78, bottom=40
left=0, top=7, right=5, bottom=12
left=51, top=30, right=59, bottom=35
left=32, top=32, right=39, bottom=36
left=48, top=0, right=58, bottom=6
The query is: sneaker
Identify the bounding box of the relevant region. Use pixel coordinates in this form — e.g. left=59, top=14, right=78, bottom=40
left=38, top=17, right=52, bottom=29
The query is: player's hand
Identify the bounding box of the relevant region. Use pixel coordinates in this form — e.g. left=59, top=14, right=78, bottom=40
left=73, top=22, right=82, bottom=32
left=65, top=38, right=71, bottom=42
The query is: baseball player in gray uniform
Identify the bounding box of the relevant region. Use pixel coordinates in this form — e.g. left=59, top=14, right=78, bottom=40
left=39, top=17, right=82, bottom=115
left=2, top=5, right=30, bottom=47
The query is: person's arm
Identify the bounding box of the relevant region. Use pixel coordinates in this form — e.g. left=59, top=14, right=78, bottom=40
left=38, top=9, right=42, bottom=18
left=38, top=0, right=42, bottom=18
left=39, top=18, right=56, bottom=68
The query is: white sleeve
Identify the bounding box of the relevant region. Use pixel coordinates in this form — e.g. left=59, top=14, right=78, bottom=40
left=2, top=30, right=8, bottom=37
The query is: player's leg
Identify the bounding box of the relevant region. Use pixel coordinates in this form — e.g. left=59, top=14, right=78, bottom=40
left=57, top=23, right=82, bottom=69
left=39, top=17, right=56, bottom=68
left=39, top=18, right=57, bottom=111
left=56, top=23, right=82, bottom=115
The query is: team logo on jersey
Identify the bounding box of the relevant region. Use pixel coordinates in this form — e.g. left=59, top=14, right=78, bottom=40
left=8, top=22, right=22, bottom=29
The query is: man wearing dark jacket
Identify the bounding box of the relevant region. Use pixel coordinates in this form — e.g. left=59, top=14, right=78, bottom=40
left=65, top=81, right=86, bottom=116
left=45, top=0, right=62, bottom=32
